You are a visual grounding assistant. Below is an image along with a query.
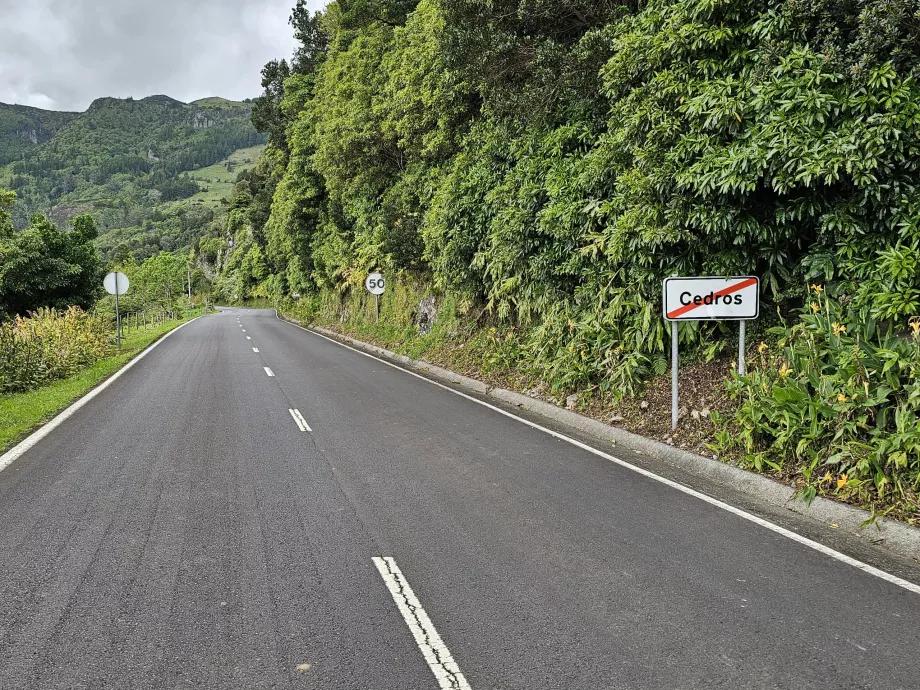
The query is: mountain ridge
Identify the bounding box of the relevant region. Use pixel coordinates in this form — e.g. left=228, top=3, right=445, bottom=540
left=0, top=94, right=266, bottom=261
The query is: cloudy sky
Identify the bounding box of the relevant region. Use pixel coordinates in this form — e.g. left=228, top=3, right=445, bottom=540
left=0, top=0, right=326, bottom=112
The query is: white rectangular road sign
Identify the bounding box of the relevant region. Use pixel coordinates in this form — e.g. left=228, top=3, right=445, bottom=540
left=663, top=276, right=759, bottom=321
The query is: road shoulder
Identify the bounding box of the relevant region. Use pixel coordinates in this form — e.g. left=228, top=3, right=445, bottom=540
left=0, top=316, right=204, bottom=470
left=285, top=316, right=920, bottom=568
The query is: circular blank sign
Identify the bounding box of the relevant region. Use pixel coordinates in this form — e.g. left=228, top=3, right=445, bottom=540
left=365, top=272, right=385, bottom=296
left=103, top=271, right=130, bottom=295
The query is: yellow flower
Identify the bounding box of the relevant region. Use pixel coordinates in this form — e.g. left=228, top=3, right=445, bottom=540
left=568, top=345, right=574, bottom=353
left=832, top=322, right=846, bottom=336
left=811, top=284, right=824, bottom=293
left=911, top=321, right=920, bottom=336
left=779, top=363, right=792, bottom=377
left=810, top=303, right=820, bottom=313
left=837, top=393, right=848, bottom=403
left=758, top=341, right=768, bottom=354
left=821, top=471, right=833, bottom=484
left=836, top=474, right=848, bottom=489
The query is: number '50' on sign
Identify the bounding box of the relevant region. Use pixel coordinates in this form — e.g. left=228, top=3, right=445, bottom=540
left=365, top=272, right=385, bottom=295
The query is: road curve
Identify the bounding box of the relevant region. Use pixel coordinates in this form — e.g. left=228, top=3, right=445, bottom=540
left=0, top=308, right=917, bottom=690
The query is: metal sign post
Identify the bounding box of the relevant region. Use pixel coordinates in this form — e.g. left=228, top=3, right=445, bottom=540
left=663, top=276, right=759, bottom=431
left=738, top=320, right=746, bottom=375
left=103, top=271, right=130, bottom=349
left=365, top=272, right=385, bottom=323
left=671, top=320, right=679, bottom=431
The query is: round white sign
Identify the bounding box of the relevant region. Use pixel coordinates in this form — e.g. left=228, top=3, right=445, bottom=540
left=103, top=271, right=130, bottom=296
left=365, top=272, right=385, bottom=296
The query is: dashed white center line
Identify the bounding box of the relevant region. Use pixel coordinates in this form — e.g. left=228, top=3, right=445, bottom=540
left=372, top=557, right=472, bottom=690
left=263, top=367, right=274, bottom=377
left=242, top=329, right=246, bottom=333
left=288, top=408, right=312, bottom=432
left=247, top=336, right=251, bottom=340
left=253, top=348, right=259, bottom=353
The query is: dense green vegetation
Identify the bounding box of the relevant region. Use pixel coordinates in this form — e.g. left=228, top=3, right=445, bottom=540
left=0, top=95, right=265, bottom=261
left=715, top=288, right=920, bottom=513
left=210, top=0, right=920, bottom=516
left=222, top=0, right=920, bottom=357
left=0, top=103, right=77, bottom=165
left=0, top=190, right=102, bottom=318
left=0, top=307, right=109, bottom=394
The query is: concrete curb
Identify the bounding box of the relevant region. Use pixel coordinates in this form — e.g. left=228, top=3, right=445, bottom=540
left=302, top=321, right=920, bottom=562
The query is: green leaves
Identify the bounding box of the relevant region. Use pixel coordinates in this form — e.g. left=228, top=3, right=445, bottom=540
left=0, top=206, right=103, bottom=319
left=715, top=290, right=920, bottom=517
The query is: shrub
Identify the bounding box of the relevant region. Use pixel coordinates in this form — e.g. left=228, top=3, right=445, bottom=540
left=0, top=307, right=110, bottom=394
left=713, top=288, right=920, bottom=519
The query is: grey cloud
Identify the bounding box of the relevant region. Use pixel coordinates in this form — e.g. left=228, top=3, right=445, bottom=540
left=0, top=0, right=325, bottom=111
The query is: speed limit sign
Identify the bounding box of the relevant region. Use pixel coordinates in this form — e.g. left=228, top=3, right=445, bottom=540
left=365, top=272, right=385, bottom=295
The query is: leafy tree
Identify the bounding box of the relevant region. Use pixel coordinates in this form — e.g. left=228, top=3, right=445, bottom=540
left=0, top=197, right=103, bottom=318
left=290, top=0, right=330, bottom=74
left=0, top=190, right=14, bottom=238
left=251, top=59, right=293, bottom=150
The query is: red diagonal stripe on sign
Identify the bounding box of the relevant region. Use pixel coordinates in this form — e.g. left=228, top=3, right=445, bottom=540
left=667, top=277, right=758, bottom=319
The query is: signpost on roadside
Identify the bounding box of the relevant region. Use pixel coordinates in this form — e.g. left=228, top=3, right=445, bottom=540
left=365, top=272, right=385, bottom=322
left=103, top=271, right=130, bottom=349
left=663, top=276, right=759, bottom=431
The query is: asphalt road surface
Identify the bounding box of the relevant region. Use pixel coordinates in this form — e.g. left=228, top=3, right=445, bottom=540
left=1, top=308, right=918, bottom=690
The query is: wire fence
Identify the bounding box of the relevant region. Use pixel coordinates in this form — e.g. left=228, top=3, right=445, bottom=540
left=93, top=300, right=214, bottom=342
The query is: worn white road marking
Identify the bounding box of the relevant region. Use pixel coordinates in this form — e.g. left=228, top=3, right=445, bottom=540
left=0, top=317, right=203, bottom=474
left=247, top=336, right=252, bottom=340
left=282, top=314, right=920, bottom=596
left=263, top=367, right=274, bottom=377
left=242, top=329, right=247, bottom=333
left=372, top=557, right=472, bottom=690
left=288, top=409, right=312, bottom=432
left=253, top=348, right=259, bottom=353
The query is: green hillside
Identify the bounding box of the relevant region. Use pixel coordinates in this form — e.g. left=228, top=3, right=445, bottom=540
left=0, top=95, right=266, bottom=260
left=95, top=144, right=265, bottom=259
left=184, top=144, right=265, bottom=205
left=0, top=103, right=78, bottom=166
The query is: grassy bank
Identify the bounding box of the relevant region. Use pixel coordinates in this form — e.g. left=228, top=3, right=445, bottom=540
left=0, top=312, right=204, bottom=452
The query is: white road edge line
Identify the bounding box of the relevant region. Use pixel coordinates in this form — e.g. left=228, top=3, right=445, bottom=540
left=253, top=348, right=260, bottom=353
left=0, top=317, right=203, bottom=475
left=280, top=313, right=920, bottom=596
left=288, top=408, right=312, bottom=432
left=372, top=557, right=472, bottom=690
left=264, top=367, right=274, bottom=377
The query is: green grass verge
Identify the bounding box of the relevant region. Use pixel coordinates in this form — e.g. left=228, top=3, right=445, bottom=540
left=0, top=313, right=205, bottom=453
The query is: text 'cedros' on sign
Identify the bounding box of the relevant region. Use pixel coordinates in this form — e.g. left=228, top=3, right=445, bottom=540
left=663, top=276, right=759, bottom=322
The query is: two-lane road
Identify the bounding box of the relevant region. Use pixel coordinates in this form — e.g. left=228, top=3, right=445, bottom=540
left=0, top=308, right=917, bottom=689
